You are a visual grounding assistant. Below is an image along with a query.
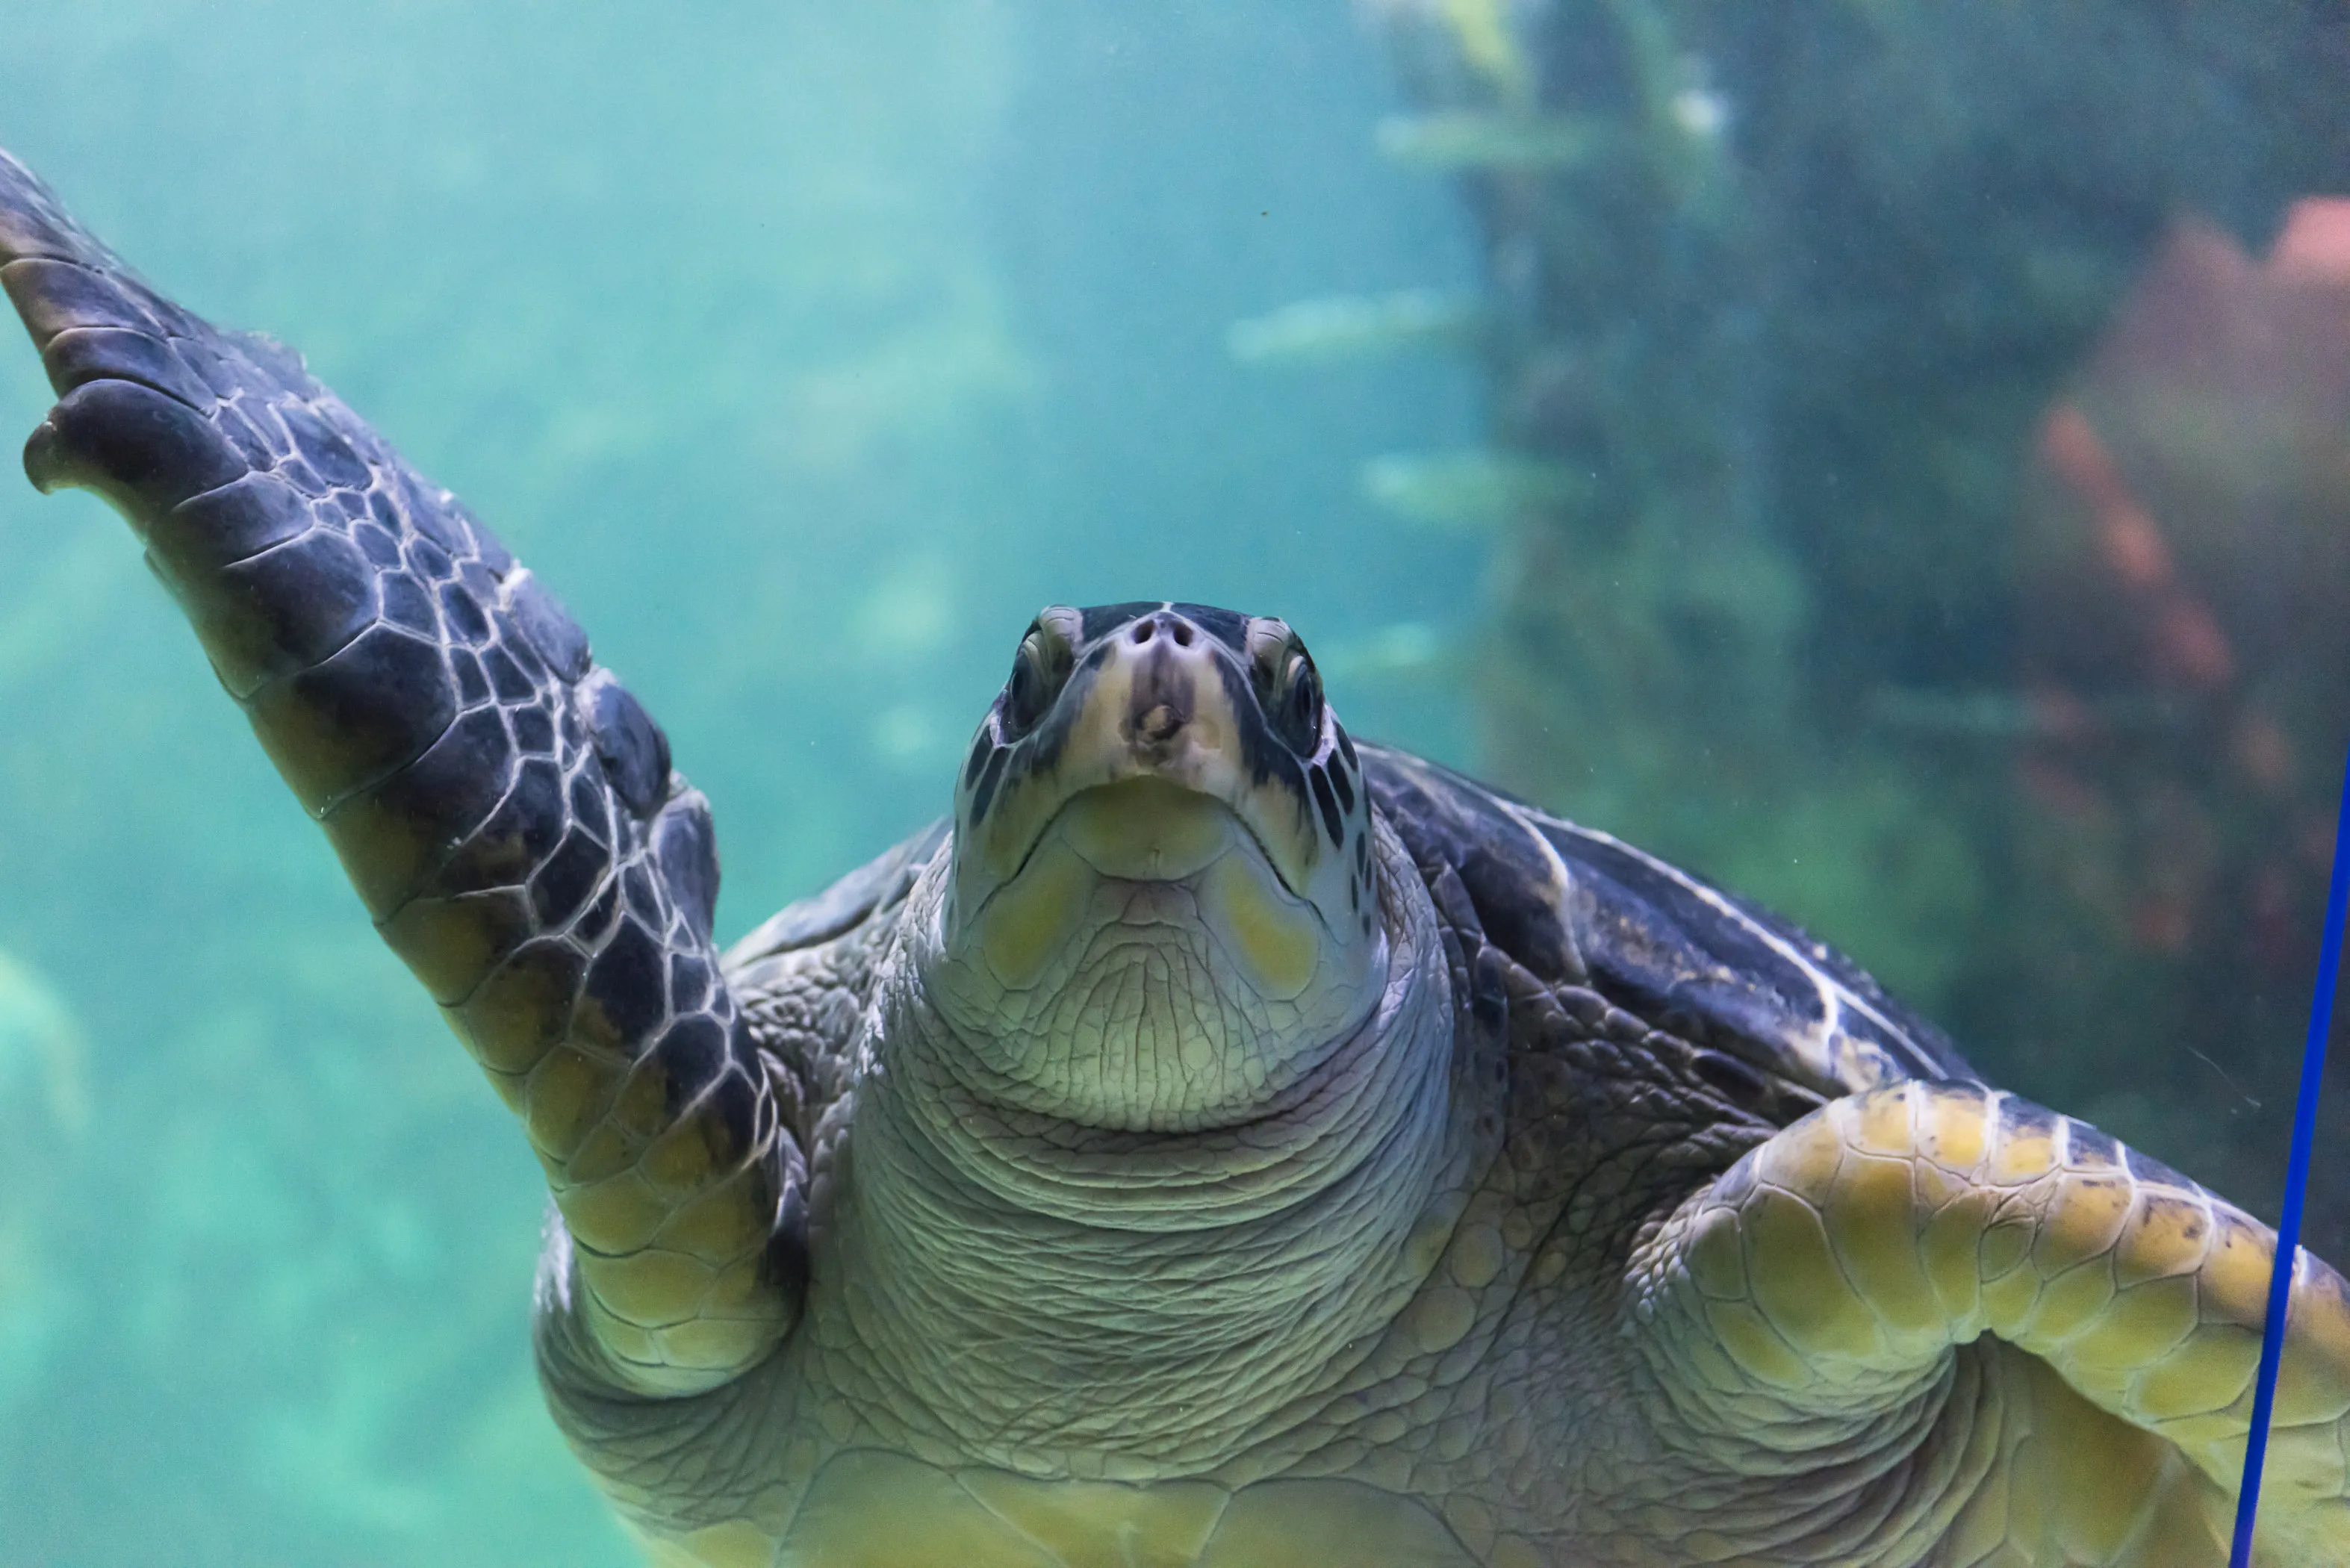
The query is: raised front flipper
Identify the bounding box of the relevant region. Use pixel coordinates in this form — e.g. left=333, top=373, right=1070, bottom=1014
left=1630, top=1081, right=2350, bottom=1565
left=0, top=150, right=801, bottom=1397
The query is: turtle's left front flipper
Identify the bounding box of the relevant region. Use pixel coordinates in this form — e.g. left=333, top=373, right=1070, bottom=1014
left=1629, top=1080, right=2350, bottom=1565
left=0, top=150, right=806, bottom=1399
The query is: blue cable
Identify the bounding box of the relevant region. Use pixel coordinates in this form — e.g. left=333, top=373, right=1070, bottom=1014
left=2229, top=744, right=2350, bottom=1567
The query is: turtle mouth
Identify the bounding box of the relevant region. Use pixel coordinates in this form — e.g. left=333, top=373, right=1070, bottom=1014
left=997, top=777, right=1304, bottom=901
left=960, top=775, right=1332, bottom=1005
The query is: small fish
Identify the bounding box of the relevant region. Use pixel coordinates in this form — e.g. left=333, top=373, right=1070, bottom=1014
left=0, top=948, right=87, bottom=1138
left=1361, top=451, right=1590, bottom=526
left=1225, top=290, right=1485, bottom=366
left=1315, top=622, right=1450, bottom=682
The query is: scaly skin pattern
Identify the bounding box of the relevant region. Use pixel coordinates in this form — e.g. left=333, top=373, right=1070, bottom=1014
left=7, top=149, right=2349, bottom=1565
left=0, top=150, right=803, bottom=1399
left=1631, top=1082, right=2350, bottom=1564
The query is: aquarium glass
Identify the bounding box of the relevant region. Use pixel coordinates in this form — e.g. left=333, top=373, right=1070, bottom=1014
left=0, top=2, right=2346, bottom=1564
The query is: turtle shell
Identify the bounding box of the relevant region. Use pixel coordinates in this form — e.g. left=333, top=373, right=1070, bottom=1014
left=1361, top=742, right=1975, bottom=1101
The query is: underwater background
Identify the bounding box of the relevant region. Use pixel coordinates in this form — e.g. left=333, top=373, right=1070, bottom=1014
left=0, top=2, right=2346, bottom=1563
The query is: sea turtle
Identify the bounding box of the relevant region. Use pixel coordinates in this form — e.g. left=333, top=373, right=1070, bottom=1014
left=4, top=149, right=2349, bottom=1568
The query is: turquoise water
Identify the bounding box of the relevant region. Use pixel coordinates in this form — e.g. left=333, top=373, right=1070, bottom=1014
left=0, top=6, right=1479, bottom=1561
left=4, top=4, right=2350, bottom=1564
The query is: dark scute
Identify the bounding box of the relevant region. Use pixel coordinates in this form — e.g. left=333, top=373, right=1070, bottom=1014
left=969, top=744, right=1009, bottom=826
left=451, top=648, right=490, bottom=706
left=1364, top=739, right=1973, bottom=1088
left=456, top=558, right=501, bottom=611
left=963, top=732, right=992, bottom=790
left=1373, top=749, right=1576, bottom=981
left=621, top=862, right=662, bottom=928
left=466, top=521, right=513, bottom=576
left=1335, top=724, right=1358, bottom=771
left=1309, top=765, right=1344, bottom=846
left=173, top=337, right=258, bottom=404
left=425, top=497, right=486, bottom=559
left=154, top=472, right=317, bottom=573
left=378, top=570, right=439, bottom=638
left=569, top=768, right=614, bottom=847
left=25, top=377, right=245, bottom=515
left=2126, top=1145, right=2195, bottom=1190
left=1327, top=757, right=1355, bottom=815
left=656, top=797, right=722, bottom=941
left=111, top=273, right=201, bottom=339
left=248, top=625, right=459, bottom=812
left=576, top=874, right=623, bottom=945
left=2065, top=1121, right=2121, bottom=1168
left=1548, top=818, right=1977, bottom=1082
left=586, top=677, right=672, bottom=819
left=42, top=326, right=211, bottom=406
left=275, top=456, right=327, bottom=497
left=583, top=917, right=669, bottom=1048
left=439, top=580, right=492, bottom=644
left=1079, top=601, right=1159, bottom=642
left=509, top=573, right=592, bottom=682
left=446, top=755, right=567, bottom=892
left=207, top=401, right=276, bottom=468
left=187, top=526, right=378, bottom=697
left=530, top=827, right=611, bottom=930
left=654, top=1015, right=727, bottom=1114
left=276, top=399, right=373, bottom=490
left=1718, top=881, right=1971, bottom=1074
left=482, top=645, right=538, bottom=703
left=512, top=704, right=556, bottom=757
left=2000, top=1098, right=2063, bottom=1148
left=0, top=168, right=81, bottom=262
left=352, top=518, right=403, bottom=567
left=232, top=399, right=295, bottom=462
left=1168, top=602, right=1249, bottom=650
left=404, top=532, right=454, bottom=584
left=0, top=256, right=156, bottom=346
left=667, top=952, right=715, bottom=1016
left=330, top=704, right=515, bottom=912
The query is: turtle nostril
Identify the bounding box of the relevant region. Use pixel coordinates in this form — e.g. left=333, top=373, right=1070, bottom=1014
left=1169, top=619, right=1193, bottom=647
left=1131, top=620, right=1154, bottom=644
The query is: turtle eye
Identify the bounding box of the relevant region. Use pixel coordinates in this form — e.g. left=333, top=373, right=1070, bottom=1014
left=1273, top=651, right=1325, bottom=753
left=1246, top=617, right=1324, bottom=754
left=1001, top=617, right=1075, bottom=737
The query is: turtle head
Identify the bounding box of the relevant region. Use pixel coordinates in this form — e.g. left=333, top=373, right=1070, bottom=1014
left=916, top=601, right=1387, bottom=1130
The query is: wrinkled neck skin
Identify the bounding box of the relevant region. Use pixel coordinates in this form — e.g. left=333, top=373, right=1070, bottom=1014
left=829, top=815, right=1463, bottom=1474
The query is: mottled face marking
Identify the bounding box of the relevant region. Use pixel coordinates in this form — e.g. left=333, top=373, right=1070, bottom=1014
left=916, top=602, right=1386, bottom=1130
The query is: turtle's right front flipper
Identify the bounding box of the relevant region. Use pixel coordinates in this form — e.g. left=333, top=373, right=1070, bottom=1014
left=0, top=150, right=804, bottom=1398
left=1629, top=1081, right=2350, bottom=1564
